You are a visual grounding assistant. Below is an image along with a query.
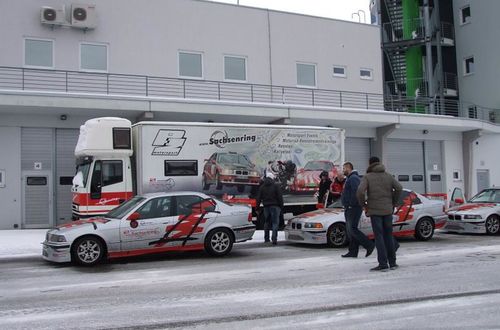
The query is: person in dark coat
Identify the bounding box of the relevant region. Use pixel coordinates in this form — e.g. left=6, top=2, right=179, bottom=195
left=256, top=172, right=284, bottom=245
left=340, top=162, right=375, bottom=258
left=317, top=171, right=332, bottom=204
left=357, top=156, right=402, bottom=272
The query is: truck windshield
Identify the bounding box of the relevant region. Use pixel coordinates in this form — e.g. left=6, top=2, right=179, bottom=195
left=74, top=163, right=91, bottom=187
left=106, top=196, right=146, bottom=219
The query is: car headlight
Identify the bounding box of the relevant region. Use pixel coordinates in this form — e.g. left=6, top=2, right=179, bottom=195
left=48, top=234, right=67, bottom=242
left=464, top=214, right=482, bottom=220
left=221, top=169, right=233, bottom=175
left=304, top=223, right=324, bottom=229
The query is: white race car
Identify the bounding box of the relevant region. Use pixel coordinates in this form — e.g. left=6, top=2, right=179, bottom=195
left=445, top=188, right=500, bottom=234
left=285, top=189, right=447, bottom=247
left=43, top=192, right=255, bottom=266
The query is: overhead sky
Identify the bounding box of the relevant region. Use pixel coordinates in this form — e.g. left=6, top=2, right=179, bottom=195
left=208, top=0, right=373, bottom=23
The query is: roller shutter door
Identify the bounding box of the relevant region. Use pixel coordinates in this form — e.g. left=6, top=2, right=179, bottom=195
left=56, top=129, right=79, bottom=224
left=21, top=128, right=53, bottom=228
left=345, top=138, right=371, bottom=175
left=386, top=140, right=425, bottom=193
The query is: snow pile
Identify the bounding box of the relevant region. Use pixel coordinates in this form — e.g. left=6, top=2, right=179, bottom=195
left=0, top=229, right=46, bottom=259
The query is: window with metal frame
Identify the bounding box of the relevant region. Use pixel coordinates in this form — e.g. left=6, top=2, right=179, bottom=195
left=224, top=55, right=247, bottom=81
left=296, top=63, right=316, bottom=87
left=80, top=43, right=108, bottom=72
left=24, top=38, right=53, bottom=68
left=179, top=51, right=203, bottom=79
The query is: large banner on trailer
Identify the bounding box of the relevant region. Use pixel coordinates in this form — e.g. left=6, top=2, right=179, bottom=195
left=138, top=124, right=343, bottom=203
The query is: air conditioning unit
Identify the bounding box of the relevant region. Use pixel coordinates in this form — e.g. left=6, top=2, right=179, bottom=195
left=40, top=6, right=67, bottom=25
left=71, top=4, right=97, bottom=29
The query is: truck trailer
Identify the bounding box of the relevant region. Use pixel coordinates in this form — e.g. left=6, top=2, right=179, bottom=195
left=72, top=117, right=344, bottom=220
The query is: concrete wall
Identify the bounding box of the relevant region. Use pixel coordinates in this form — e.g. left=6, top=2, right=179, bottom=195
left=0, top=0, right=382, bottom=93
left=470, top=134, right=500, bottom=194
left=453, top=0, right=500, bottom=109
left=0, top=127, right=22, bottom=229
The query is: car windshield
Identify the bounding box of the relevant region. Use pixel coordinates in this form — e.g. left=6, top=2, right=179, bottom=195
left=218, top=154, right=251, bottom=166
left=304, top=161, right=332, bottom=171
left=327, top=199, right=344, bottom=209
left=106, top=196, right=146, bottom=219
left=469, top=189, right=500, bottom=203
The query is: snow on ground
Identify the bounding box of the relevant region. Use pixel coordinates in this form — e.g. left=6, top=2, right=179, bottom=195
left=0, top=228, right=282, bottom=259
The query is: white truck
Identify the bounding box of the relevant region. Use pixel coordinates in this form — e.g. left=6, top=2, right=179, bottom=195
left=72, top=117, right=345, bottom=223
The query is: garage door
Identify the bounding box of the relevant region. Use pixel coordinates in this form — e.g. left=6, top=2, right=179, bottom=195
left=56, top=129, right=79, bottom=224
left=345, top=138, right=371, bottom=175
left=386, top=140, right=425, bottom=193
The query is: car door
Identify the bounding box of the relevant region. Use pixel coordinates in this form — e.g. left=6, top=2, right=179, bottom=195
left=170, top=195, right=218, bottom=247
left=120, top=196, right=177, bottom=251
left=449, top=187, right=465, bottom=208
left=393, top=191, right=423, bottom=234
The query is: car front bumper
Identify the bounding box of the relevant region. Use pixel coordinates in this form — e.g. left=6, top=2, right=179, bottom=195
left=42, top=242, right=71, bottom=263
left=285, top=228, right=327, bottom=244
left=444, top=220, right=486, bottom=234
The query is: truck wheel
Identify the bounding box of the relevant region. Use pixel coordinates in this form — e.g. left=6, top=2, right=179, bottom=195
left=486, top=215, right=500, bottom=235
left=71, top=236, right=106, bottom=266
left=327, top=223, right=347, bottom=248
left=237, top=185, right=245, bottom=193
left=215, top=173, right=223, bottom=190
left=414, top=217, right=435, bottom=241
left=202, top=175, right=210, bottom=190
left=205, top=228, right=234, bottom=257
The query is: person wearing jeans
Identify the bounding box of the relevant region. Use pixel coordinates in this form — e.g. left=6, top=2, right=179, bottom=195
left=256, top=172, right=284, bottom=245
left=341, top=162, right=374, bottom=258
left=357, top=156, right=402, bottom=272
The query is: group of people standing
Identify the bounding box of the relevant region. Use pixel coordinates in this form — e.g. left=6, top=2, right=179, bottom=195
left=256, top=156, right=402, bottom=272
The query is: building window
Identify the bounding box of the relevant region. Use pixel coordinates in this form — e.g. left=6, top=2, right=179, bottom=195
left=464, top=56, right=474, bottom=75
left=333, top=65, right=346, bottom=78
left=179, top=51, right=203, bottom=79
left=224, top=55, right=247, bottom=82
left=24, top=38, right=53, bottom=68
left=460, top=5, right=471, bottom=25
left=296, top=62, right=316, bottom=88
left=80, top=43, right=108, bottom=72
left=360, top=68, right=373, bottom=80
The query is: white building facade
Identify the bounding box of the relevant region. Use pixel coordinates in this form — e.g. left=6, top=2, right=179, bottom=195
left=0, top=0, right=498, bottom=229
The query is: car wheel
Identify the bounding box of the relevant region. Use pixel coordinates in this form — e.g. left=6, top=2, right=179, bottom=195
left=237, top=185, right=245, bottom=193
left=71, top=236, right=106, bottom=266
left=205, top=228, right=234, bottom=257
left=485, top=215, right=500, bottom=235
left=215, top=173, right=223, bottom=190
left=414, top=217, right=435, bottom=241
left=327, top=223, right=347, bottom=248
left=202, top=175, right=210, bottom=190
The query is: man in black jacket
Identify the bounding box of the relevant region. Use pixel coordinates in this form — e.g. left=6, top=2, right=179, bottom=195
left=340, top=162, right=375, bottom=258
left=256, top=172, right=284, bottom=245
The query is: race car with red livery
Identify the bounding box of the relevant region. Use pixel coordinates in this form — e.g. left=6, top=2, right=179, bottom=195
left=285, top=189, right=447, bottom=247
left=445, top=188, right=500, bottom=235
left=291, top=160, right=338, bottom=192
left=43, top=191, right=255, bottom=266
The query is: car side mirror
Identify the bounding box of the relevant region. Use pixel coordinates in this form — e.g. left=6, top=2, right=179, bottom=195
left=454, top=198, right=464, bottom=204
left=127, top=212, right=141, bottom=221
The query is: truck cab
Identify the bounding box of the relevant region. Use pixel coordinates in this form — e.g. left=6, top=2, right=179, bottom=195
left=72, top=118, right=134, bottom=219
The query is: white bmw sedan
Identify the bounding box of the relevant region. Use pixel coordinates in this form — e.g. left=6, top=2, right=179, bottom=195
left=285, top=189, right=447, bottom=247
left=43, top=192, right=255, bottom=266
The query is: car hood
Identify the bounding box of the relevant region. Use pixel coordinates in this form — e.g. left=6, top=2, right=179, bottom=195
left=53, top=218, right=113, bottom=234
left=448, top=203, right=499, bottom=214
left=293, top=208, right=344, bottom=222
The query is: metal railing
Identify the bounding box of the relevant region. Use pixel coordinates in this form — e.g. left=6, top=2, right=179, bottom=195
left=385, top=77, right=428, bottom=97
left=440, top=22, right=455, bottom=42
left=383, top=18, right=425, bottom=43
left=0, top=66, right=498, bottom=125
left=0, top=66, right=384, bottom=110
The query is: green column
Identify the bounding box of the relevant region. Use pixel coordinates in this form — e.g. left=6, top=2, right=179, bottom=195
left=403, top=0, right=424, bottom=113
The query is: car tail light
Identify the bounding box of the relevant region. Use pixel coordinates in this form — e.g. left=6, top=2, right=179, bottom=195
left=248, top=212, right=253, bottom=222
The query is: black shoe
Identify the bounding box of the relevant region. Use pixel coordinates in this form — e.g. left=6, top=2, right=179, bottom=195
left=342, top=253, right=357, bottom=258
left=370, top=265, right=389, bottom=272
left=365, top=246, right=375, bottom=258
left=390, top=264, right=399, bottom=270
left=264, top=239, right=270, bottom=243
left=272, top=241, right=277, bottom=245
